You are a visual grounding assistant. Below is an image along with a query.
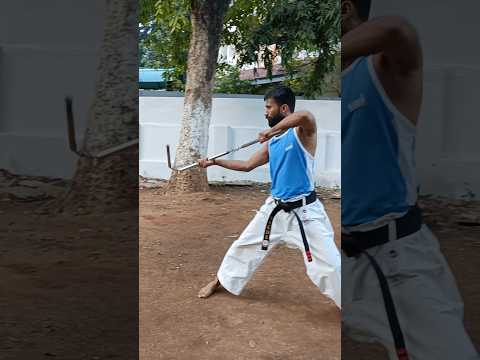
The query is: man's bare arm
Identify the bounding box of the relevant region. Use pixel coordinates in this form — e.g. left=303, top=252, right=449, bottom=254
left=259, top=111, right=316, bottom=142
left=257, top=111, right=317, bottom=156
left=198, top=143, right=268, bottom=172
left=342, top=16, right=422, bottom=73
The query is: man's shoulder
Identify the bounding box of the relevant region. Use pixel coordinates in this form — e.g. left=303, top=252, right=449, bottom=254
left=296, top=115, right=317, bottom=136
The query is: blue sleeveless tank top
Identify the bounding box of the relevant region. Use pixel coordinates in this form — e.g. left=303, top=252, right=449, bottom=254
left=342, top=56, right=418, bottom=226
left=268, top=128, right=315, bottom=201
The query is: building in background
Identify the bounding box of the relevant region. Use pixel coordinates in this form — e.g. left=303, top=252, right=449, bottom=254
left=139, top=68, right=168, bottom=90
left=218, top=44, right=288, bottom=85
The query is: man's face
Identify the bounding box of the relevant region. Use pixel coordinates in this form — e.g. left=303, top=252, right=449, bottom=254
left=264, top=98, right=286, bottom=128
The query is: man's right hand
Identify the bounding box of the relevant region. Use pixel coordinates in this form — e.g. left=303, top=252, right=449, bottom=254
left=198, top=158, right=215, bottom=168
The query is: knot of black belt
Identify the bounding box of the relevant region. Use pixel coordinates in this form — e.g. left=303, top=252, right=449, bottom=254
left=261, top=191, right=317, bottom=263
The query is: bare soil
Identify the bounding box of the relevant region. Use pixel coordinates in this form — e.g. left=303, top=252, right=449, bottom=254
left=140, top=183, right=341, bottom=360
left=2, top=170, right=478, bottom=360
left=140, top=182, right=480, bottom=360
left=0, top=198, right=138, bottom=359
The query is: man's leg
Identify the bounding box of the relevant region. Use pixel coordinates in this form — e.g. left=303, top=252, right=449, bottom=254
left=286, top=201, right=342, bottom=308
left=198, top=198, right=284, bottom=298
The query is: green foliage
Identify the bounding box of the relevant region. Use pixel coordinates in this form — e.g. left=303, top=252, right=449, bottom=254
left=214, top=64, right=253, bottom=94
left=225, top=0, right=340, bottom=98
left=284, top=52, right=341, bottom=97
left=139, top=0, right=340, bottom=97
left=139, top=0, right=190, bottom=80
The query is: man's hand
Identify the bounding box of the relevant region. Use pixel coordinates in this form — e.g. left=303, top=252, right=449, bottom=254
left=198, top=158, right=215, bottom=168
left=258, top=129, right=273, bottom=143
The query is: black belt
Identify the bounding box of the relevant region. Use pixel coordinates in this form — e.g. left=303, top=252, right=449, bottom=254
left=261, top=191, right=317, bottom=262
left=342, top=205, right=422, bottom=360
left=342, top=205, right=422, bottom=257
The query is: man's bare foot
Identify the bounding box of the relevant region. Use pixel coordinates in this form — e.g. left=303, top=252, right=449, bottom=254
left=198, top=277, right=221, bottom=298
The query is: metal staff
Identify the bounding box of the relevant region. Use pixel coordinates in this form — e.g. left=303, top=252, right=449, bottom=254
left=166, top=138, right=260, bottom=172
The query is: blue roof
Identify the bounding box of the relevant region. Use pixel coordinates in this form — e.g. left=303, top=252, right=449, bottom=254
left=139, top=68, right=168, bottom=82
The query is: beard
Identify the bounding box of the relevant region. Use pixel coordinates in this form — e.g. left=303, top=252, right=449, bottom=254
left=268, top=113, right=285, bottom=128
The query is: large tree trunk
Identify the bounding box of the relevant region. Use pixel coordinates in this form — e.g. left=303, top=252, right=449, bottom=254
left=168, top=0, right=230, bottom=192
left=59, top=0, right=138, bottom=213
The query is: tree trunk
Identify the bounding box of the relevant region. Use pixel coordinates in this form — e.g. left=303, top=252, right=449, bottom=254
left=59, top=0, right=138, bottom=213
left=167, top=0, right=230, bottom=193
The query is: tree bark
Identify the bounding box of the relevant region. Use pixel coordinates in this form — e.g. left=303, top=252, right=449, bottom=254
left=59, top=0, right=138, bottom=213
left=168, top=0, right=230, bottom=193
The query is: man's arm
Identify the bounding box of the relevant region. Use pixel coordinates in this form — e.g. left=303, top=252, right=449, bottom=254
left=259, top=111, right=316, bottom=142
left=198, top=143, right=268, bottom=172
left=258, top=111, right=317, bottom=156
left=342, top=16, right=422, bottom=73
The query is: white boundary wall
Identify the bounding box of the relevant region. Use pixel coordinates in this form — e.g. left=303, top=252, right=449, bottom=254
left=140, top=94, right=341, bottom=188
left=0, top=1, right=105, bottom=179
left=372, top=0, right=480, bottom=198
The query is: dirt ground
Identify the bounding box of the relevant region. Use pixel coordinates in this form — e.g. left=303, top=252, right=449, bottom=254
left=2, top=170, right=478, bottom=359
left=141, top=182, right=480, bottom=360
left=140, top=183, right=342, bottom=360
left=0, top=206, right=138, bottom=359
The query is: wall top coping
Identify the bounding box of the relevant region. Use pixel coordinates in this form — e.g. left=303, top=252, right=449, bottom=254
left=139, top=90, right=340, bottom=101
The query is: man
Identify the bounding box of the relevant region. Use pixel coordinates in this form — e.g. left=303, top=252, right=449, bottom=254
left=341, top=1, right=478, bottom=359
left=197, top=86, right=341, bottom=308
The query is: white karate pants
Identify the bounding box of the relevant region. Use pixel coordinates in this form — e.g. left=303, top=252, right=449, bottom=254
left=217, top=196, right=341, bottom=308
left=342, top=225, right=479, bottom=359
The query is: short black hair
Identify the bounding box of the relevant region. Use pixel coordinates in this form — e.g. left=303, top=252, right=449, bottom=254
left=264, top=85, right=296, bottom=112
left=352, top=0, right=371, bottom=21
